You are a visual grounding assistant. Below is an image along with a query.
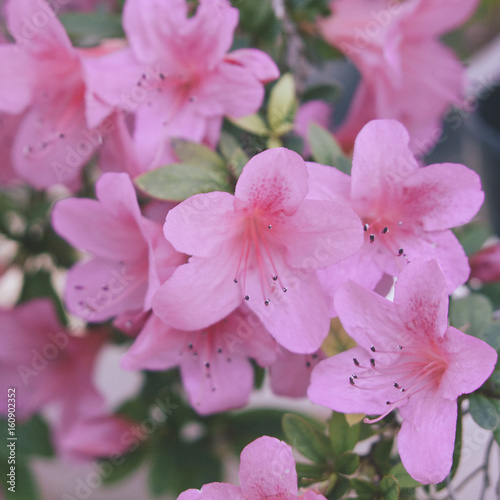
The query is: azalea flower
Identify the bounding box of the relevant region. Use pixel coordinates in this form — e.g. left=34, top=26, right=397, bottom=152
left=84, top=0, right=279, bottom=173
left=307, top=119, right=483, bottom=314
left=470, top=243, right=500, bottom=284
left=153, top=147, right=363, bottom=353
left=320, top=0, right=480, bottom=153
left=0, top=299, right=134, bottom=459
left=177, top=435, right=327, bottom=499
left=308, top=258, right=498, bottom=484
left=122, top=307, right=278, bottom=415
left=0, top=0, right=121, bottom=189
left=52, top=172, right=185, bottom=323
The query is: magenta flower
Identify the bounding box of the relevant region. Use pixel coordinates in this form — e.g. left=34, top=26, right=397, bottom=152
left=320, top=0, right=479, bottom=153
left=0, top=0, right=120, bottom=189
left=153, top=147, right=363, bottom=353
left=122, top=307, right=278, bottom=415
left=308, top=259, right=498, bottom=484
left=178, top=435, right=327, bottom=499
left=84, top=0, right=279, bottom=172
left=470, top=243, right=500, bottom=284
left=307, top=119, right=483, bottom=313
left=52, top=172, right=185, bottom=323
left=0, top=299, right=134, bottom=460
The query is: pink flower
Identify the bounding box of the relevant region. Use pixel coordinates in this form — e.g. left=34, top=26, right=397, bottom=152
left=0, top=298, right=134, bottom=460
left=308, top=119, right=483, bottom=314
left=153, top=148, right=363, bottom=353
left=122, top=307, right=278, bottom=415
left=308, top=259, right=498, bottom=484
left=84, top=0, right=279, bottom=173
left=270, top=347, right=326, bottom=398
left=320, top=0, right=480, bottom=153
left=470, top=243, right=500, bottom=284
left=52, top=172, right=185, bottom=323
left=178, top=435, right=327, bottom=500
left=0, top=0, right=120, bottom=189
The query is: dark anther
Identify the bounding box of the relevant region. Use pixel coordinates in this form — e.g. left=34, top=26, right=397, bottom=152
left=205, top=362, right=210, bottom=368
left=370, top=345, right=376, bottom=352
left=264, top=299, right=270, bottom=306
left=268, top=225, right=272, bottom=229
left=370, top=358, right=376, bottom=367
left=283, top=287, right=288, bottom=292
left=382, top=227, right=388, bottom=234
left=363, top=223, right=369, bottom=231
left=398, top=248, right=404, bottom=255
left=244, top=295, right=250, bottom=301
left=394, top=382, right=399, bottom=388
left=234, top=279, right=238, bottom=283
left=350, top=377, right=355, bottom=386
left=370, top=234, right=375, bottom=243
left=353, top=358, right=360, bottom=366
left=272, top=276, right=278, bottom=281
left=306, top=361, right=311, bottom=368
left=386, top=401, right=391, bottom=405
left=188, top=343, right=193, bottom=350
left=217, top=348, right=222, bottom=353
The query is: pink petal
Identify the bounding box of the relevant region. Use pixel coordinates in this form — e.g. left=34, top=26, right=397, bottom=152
left=394, top=258, right=449, bottom=340
left=305, top=162, right=351, bottom=203
left=308, top=348, right=401, bottom=416
left=181, top=343, right=254, bottom=415
left=377, top=229, right=471, bottom=293
left=235, top=148, right=309, bottom=216
left=152, top=255, right=241, bottom=331
left=278, top=198, right=363, bottom=269
left=270, top=348, right=325, bottom=398
left=397, top=390, right=457, bottom=484
left=225, top=48, right=280, bottom=83
left=401, top=0, right=480, bottom=39
left=440, top=326, right=498, bottom=400
left=64, top=258, right=148, bottom=323
left=399, top=162, right=483, bottom=231
left=350, top=120, right=418, bottom=203
left=0, top=112, right=23, bottom=184
left=178, top=483, right=243, bottom=500
left=164, top=192, right=239, bottom=258
left=334, top=280, right=406, bottom=348
left=245, top=268, right=330, bottom=353
left=6, top=0, right=73, bottom=53
left=0, top=46, right=33, bottom=114
left=295, top=102, right=333, bottom=157
left=120, top=314, right=183, bottom=371
left=239, top=436, right=298, bottom=498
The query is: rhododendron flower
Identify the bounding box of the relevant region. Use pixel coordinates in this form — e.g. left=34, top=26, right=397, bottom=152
left=0, top=0, right=121, bottom=189
left=153, top=148, right=363, bottom=353
left=470, top=243, right=500, bottom=284
left=294, top=99, right=333, bottom=158
left=178, top=435, right=327, bottom=499
left=308, top=259, right=497, bottom=484
left=0, top=299, right=134, bottom=459
left=320, top=0, right=480, bottom=153
left=269, top=347, right=326, bottom=398
left=122, top=307, right=279, bottom=415
left=52, top=172, right=185, bottom=323
left=307, top=119, right=483, bottom=313
left=84, top=0, right=279, bottom=172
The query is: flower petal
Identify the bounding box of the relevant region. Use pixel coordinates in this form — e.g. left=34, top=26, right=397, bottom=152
left=440, top=326, right=498, bottom=400
left=224, top=48, right=279, bottom=83
left=397, top=391, right=457, bottom=484
left=235, top=148, right=308, bottom=216
left=178, top=483, right=243, bottom=500
left=239, top=436, right=298, bottom=498
left=305, top=162, right=351, bottom=202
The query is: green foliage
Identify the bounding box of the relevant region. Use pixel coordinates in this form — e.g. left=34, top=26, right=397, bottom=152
left=59, top=13, right=124, bottom=44
left=329, top=412, right=360, bottom=456
left=308, top=123, right=352, bottom=173
left=469, top=393, right=500, bottom=431
left=449, top=293, right=493, bottom=337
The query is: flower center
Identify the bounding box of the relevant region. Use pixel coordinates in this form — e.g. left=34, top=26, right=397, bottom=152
left=363, top=217, right=407, bottom=259
left=349, top=343, right=448, bottom=424
left=233, top=215, right=287, bottom=307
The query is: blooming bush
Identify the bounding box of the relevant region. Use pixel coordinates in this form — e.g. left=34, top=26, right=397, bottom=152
left=1, top=0, right=500, bottom=499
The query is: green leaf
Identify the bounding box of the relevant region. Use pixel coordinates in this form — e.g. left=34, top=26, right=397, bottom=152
left=2, top=460, right=40, bottom=500
left=389, top=463, right=421, bottom=489
left=267, top=73, right=297, bottom=133
left=59, top=13, right=124, bottom=40
left=335, top=451, right=359, bottom=475
left=454, top=222, right=491, bottom=257
left=372, top=438, right=394, bottom=475
left=15, top=415, right=53, bottom=458
left=380, top=475, right=400, bottom=500
left=308, top=123, right=351, bottom=173
left=469, top=393, right=500, bottom=430
left=282, top=413, right=330, bottom=464
left=351, top=478, right=378, bottom=500
left=449, top=293, right=493, bottom=337
left=218, top=132, right=249, bottom=179
left=329, top=412, right=360, bottom=456
left=135, top=163, right=231, bottom=201
left=171, top=138, right=226, bottom=170
left=101, top=446, right=147, bottom=485
left=481, top=322, right=500, bottom=350
left=296, top=463, right=329, bottom=482
left=303, top=84, right=340, bottom=104
left=229, top=114, right=270, bottom=135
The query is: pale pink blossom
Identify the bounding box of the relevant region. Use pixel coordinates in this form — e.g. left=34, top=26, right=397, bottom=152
left=153, top=148, right=363, bottom=354
left=308, top=259, right=497, bottom=484
left=122, top=307, right=278, bottom=415
left=307, top=119, right=483, bottom=314
left=52, top=172, right=185, bottom=323
left=320, top=0, right=480, bottom=153
left=177, top=435, right=327, bottom=499
left=84, top=0, right=279, bottom=173
left=470, top=243, right=500, bottom=284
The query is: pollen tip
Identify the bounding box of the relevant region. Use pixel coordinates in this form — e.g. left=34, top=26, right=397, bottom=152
left=353, top=357, right=360, bottom=366
left=349, top=376, right=355, bottom=386
left=370, top=345, right=376, bottom=352
left=268, top=224, right=272, bottom=229
left=272, top=275, right=278, bottom=281
left=264, top=299, right=270, bottom=306
left=370, top=234, right=375, bottom=243
left=370, top=358, right=376, bottom=367
left=205, top=362, right=210, bottom=368
left=233, top=278, right=238, bottom=283
left=363, top=223, right=369, bottom=231
left=244, top=295, right=250, bottom=301
left=386, top=400, right=391, bottom=405
left=382, top=227, right=388, bottom=234
left=398, top=248, right=404, bottom=256
left=283, top=287, right=287, bottom=292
